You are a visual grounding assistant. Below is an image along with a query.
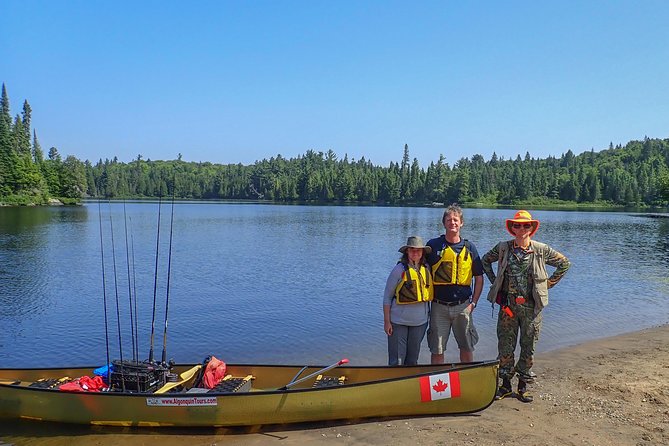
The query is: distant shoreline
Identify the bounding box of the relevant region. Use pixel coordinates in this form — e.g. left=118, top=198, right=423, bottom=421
left=1, top=196, right=666, bottom=214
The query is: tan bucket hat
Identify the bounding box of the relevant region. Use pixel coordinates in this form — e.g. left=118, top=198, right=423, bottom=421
left=398, top=236, right=432, bottom=254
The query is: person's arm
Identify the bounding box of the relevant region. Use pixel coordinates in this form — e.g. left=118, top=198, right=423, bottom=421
left=383, top=264, right=403, bottom=335
left=544, top=246, right=571, bottom=288
left=383, top=304, right=393, bottom=335
left=481, top=243, right=499, bottom=284
left=470, top=275, right=483, bottom=310
left=469, top=243, right=485, bottom=310
left=425, top=238, right=439, bottom=266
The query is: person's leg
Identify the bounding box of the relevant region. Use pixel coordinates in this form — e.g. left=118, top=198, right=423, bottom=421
left=427, top=304, right=452, bottom=364
left=393, top=324, right=410, bottom=365
left=515, top=308, right=542, bottom=402
left=460, top=349, right=473, bottom=362
left=496, top=306, right=519, bottom=399
left=404, top=322, right=428, bottom=365
left=451, top=301, right=476, bottom=363
left=387, top=323, right=401, bottom=366
left=431, top=353, right=444, bottom=364
left=515, top=308, right=542, bottom=381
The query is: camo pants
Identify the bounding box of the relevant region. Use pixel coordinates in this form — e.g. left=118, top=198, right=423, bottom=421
left=497, top=302, right=542, bottom=382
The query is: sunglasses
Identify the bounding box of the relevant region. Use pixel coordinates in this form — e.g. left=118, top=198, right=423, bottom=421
left=512, top=223, right=533, bottom=229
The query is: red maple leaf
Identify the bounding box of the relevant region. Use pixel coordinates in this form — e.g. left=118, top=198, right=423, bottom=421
left=432, top=379, right=449, bottom=393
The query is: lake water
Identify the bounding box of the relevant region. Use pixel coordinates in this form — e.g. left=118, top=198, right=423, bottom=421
left=1, top=203, right=668, bottom=368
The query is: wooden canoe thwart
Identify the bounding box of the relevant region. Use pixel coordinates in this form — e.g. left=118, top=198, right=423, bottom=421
left=0, top=360, right=498, bottom=427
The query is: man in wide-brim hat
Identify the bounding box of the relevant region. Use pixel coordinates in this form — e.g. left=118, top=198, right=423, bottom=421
left=481, top=210, right=571, bottom=403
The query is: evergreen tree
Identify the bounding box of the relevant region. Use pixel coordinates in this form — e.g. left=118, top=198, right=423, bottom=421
left=0, top=85, right=13, bottom=194
left=400, top=144, right=410, bottom=200
left=32, top=130, right=44, bottom=165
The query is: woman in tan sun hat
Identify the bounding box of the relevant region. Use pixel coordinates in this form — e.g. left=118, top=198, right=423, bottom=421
left=481, top=210, right=570, bottom=403
left=383, top=236, right=433, bottom=366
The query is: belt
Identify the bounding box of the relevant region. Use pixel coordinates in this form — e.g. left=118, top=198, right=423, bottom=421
left=434, top=297, right=470, bottom=307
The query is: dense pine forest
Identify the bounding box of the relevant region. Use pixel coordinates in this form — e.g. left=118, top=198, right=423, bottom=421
left=2, top=84, right=669, bottom=207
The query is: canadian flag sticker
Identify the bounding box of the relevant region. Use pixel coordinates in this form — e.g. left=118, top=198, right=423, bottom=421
left=419, top=371, right=461, bottom=402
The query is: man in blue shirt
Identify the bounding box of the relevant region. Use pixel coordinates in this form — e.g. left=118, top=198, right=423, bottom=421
left=426, top=204, right=484, bottom=363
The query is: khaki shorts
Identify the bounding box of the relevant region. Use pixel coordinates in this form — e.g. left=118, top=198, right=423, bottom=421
left=427, top=301, right=479, bottom=354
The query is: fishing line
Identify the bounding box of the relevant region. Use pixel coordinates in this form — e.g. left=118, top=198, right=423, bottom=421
left=161, top=172, right=177, bottom=365
left=97, top=200, right=111, bottom=377
left=148, top=188, right=163, bottom=363
left=122, top=201, right=137, bottom=362
left=129, top=216, right=139, bottom=364
left=108, top=201, right=125, bottom=366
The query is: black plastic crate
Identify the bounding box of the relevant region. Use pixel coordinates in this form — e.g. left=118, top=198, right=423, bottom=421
left=110, top=360, right=167, bottom=393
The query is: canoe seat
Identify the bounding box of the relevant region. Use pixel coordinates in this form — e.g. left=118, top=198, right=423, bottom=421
left=312, top=374, right=347, bottom=388
left=28, top=377, right=73, bottom=389
left=208, top=374, right=254, bottom=393
left=154, top=365, right=202, bottom=394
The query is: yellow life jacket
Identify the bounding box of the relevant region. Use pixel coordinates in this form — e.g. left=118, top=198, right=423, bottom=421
left=431, top=241, right=473, bottom=286
left=394, top=263, right=433, bottom=304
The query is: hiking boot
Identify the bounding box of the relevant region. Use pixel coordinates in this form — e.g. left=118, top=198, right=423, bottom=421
left=495, top=378, right=512, bottom=400
left=517, top=380, right=533, bottom=403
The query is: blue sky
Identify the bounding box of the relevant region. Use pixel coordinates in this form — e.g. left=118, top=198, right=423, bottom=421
left=3, top=1, right=668, bottom=167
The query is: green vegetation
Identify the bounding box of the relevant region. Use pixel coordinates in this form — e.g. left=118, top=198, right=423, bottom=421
left=2, top=84, right=669, bottom=207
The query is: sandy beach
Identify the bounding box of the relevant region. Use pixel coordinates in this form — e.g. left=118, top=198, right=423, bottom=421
left=1, top=324, right=668, bottom=446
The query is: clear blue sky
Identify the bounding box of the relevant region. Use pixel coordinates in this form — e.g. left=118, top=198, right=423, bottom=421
left=3, top=1, right=668, bottom=167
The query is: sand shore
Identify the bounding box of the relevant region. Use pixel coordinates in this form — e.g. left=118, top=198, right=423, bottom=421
left=1, top=325, right=668, bottom=446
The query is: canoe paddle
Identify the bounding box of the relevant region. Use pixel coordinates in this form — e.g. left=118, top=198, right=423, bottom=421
left=279, top=359, right=349, bottom=390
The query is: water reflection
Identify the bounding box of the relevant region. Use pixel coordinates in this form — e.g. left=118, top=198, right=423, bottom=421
left=0, top=205, right=668, bottom=369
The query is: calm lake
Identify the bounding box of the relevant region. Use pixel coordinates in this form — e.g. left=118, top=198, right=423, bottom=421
left=1, top=203, right=668, bottom=368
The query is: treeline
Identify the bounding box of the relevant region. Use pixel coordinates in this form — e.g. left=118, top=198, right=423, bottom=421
left=0, top=84, right=87, bottom=204
left=2, top=84, right=669, bottom=206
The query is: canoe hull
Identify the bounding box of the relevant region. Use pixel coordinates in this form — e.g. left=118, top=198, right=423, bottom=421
left=0, top=361, right=498, bottom=427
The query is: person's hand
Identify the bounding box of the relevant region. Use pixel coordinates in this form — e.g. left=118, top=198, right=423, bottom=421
left=384, top=320, right=393, bottom=336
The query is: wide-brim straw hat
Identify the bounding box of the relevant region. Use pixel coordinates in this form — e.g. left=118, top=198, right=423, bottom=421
left=398, top=236, right=432, bottom=254
left=505, top=210, right=540, bottom=237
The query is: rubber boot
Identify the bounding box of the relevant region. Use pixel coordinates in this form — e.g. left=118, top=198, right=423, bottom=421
left=517, top=379, right=533, bottom=403
left=495, top=378, right=512, bottom=400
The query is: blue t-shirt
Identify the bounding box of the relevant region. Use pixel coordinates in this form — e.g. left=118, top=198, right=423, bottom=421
left=426, top=235, right=484, bottom=302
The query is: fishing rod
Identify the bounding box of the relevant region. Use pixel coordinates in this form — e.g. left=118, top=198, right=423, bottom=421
left=97, top=200, right=111, bottom=378
left=160, top=173, right=177, bottom=365
left=108, top=201, right=125, bottom=367
left=122, top=201, right=137, bottom=362
left=148, top=188, right=163, bottom=363
left=129, top=217, right=139, bottom=364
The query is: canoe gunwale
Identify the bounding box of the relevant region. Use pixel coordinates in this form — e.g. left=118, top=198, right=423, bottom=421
left=0, top=360, right=499, bottom=396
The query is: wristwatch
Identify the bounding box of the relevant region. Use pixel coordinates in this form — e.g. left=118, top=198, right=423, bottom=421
left=470, top=299, right=477, bottom=308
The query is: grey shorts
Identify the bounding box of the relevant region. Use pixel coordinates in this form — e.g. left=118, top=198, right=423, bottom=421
left=427, top=301, right=479, bottom=354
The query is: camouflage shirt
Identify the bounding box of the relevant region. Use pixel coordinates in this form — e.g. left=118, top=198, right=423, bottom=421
left=482, top=241, right=571, bottom=302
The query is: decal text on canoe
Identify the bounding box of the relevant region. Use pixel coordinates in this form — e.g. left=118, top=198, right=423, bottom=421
left=146, top=396, right=218, bottom=407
